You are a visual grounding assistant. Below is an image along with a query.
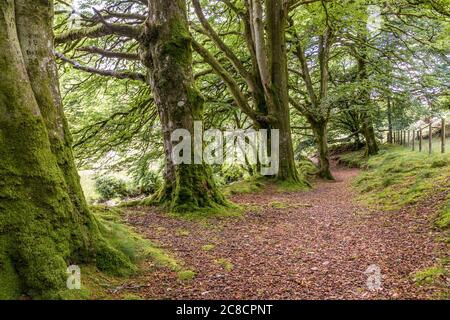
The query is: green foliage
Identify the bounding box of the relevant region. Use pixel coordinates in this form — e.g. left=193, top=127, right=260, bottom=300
left=95, top=175, right=128, bottom=200
left=130, top=167, right=162, bottom=196
left=217, top=165, right=246, bottom=185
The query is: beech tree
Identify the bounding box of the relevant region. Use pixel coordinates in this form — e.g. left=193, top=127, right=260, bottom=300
left=55, top=0, right=228, bottom=212
left=0, top=0, right=133, bottom=298
left=191, top=0, right=301, bottom=182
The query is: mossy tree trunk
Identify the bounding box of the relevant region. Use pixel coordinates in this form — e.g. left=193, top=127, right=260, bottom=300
left=356, top=43, right=379, bottom=156
left=269, top=3, right=299, bottom=182
left=141, top=0, right=227, bottom=212
left=361, top=112, right=379, bottom=156
left=0, top=0, right=130, bottom=299
left=310, top=118, right=334, bottom=180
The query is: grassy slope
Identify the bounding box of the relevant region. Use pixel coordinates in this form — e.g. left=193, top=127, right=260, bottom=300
left=59, top=206, right=180, bottom=300
left=340, top=145, right=449, bottom=297
left=341, top=145, right=449, bottom=214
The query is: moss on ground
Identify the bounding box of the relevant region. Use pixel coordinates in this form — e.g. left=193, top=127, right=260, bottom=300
left=350, top=146, right=450, bottom=211
left=201, top=244, right=215, bottom=251
left=411, top=262, right=449, bottom=299
left=215, top=258, right=234, bottom=272
left=178, top=270, right=196, bottom=281
left=269, top=201, right=289, bottom=209
left=412, top=266, right=447, bottom=285
left=222, top=177, right=265, bottom=196
left=337, top=150, right=369, bottom=168
left=52, top=206, right=179, bottom=300
left=435, top=194, right=450, bottom=230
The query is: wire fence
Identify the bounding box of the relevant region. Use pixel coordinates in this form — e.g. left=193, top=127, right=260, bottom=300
left=391, top=118, right=448, bottom=154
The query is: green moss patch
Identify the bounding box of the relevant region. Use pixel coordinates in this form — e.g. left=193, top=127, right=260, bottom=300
left=201, top=244, right=216, bottom=251
left=351, top=146, right=450, bottom=211
left=435, top=195, right=450, bottom=230
left=412, top=266, right=446, bottom=285
left=337, top=150, right=369, bottom=168
left=178, top=270, right=196, bottom=281
left=215, top=258, right=234, bottom=272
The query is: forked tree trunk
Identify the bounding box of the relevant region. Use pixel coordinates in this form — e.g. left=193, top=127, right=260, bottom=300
left=142, top=0, right=227, bottom=212
left=0, top=0, right=130, bottom=299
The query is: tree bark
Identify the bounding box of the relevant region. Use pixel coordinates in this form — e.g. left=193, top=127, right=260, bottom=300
left=356, top=43, right=379, bottom=156
left=262, top=0, right=299, bottom=182
left=292, top=25, right=335, bottom=180
left=142, top=0, right=227, bottom=212
left=361, top=112, right=379, bottom=156
left=0, top=0, right=131, bottom=299
left=310, top=119, right=334, bottom=180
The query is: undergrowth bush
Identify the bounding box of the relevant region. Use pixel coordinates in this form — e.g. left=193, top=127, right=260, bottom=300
left=95, top=175, right=128, bottom=200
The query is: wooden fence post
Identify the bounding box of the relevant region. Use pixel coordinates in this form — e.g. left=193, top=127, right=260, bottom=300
left=419, top=128, right=422, bottom=152
left=429, top=123, right=433, bottom=155
left=442, top=118, right=446, bottom=154
left=412, top=130, right=415, bottom=151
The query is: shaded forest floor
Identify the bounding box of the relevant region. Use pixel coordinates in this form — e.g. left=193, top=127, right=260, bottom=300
left=113, top=165, right=448, bottom=300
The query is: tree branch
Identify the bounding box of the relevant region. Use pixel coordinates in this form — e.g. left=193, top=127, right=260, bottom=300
left=192, top=0, right=254, bottom=88
left=76, top=46, right=140, bottom=60
left=55, top=52, right=146, bottom=82
left=55, top=22, right=141, bottom=44
left=192, top=40, right=261, bottom=123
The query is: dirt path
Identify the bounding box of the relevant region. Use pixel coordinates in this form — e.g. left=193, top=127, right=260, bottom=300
left=122, top=166, right=447, bottom=299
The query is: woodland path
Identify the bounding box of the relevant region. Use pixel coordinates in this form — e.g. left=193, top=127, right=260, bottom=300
left=122, top=166, right=446, bottom=299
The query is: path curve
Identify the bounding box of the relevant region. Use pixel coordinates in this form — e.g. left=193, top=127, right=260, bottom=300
left=124, top=166, right=446, bottom=299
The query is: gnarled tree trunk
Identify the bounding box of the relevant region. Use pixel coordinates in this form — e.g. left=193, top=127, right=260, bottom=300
left=0, top=0, right=130, bottom=299
left=141, top=0, right=227, bottom=212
